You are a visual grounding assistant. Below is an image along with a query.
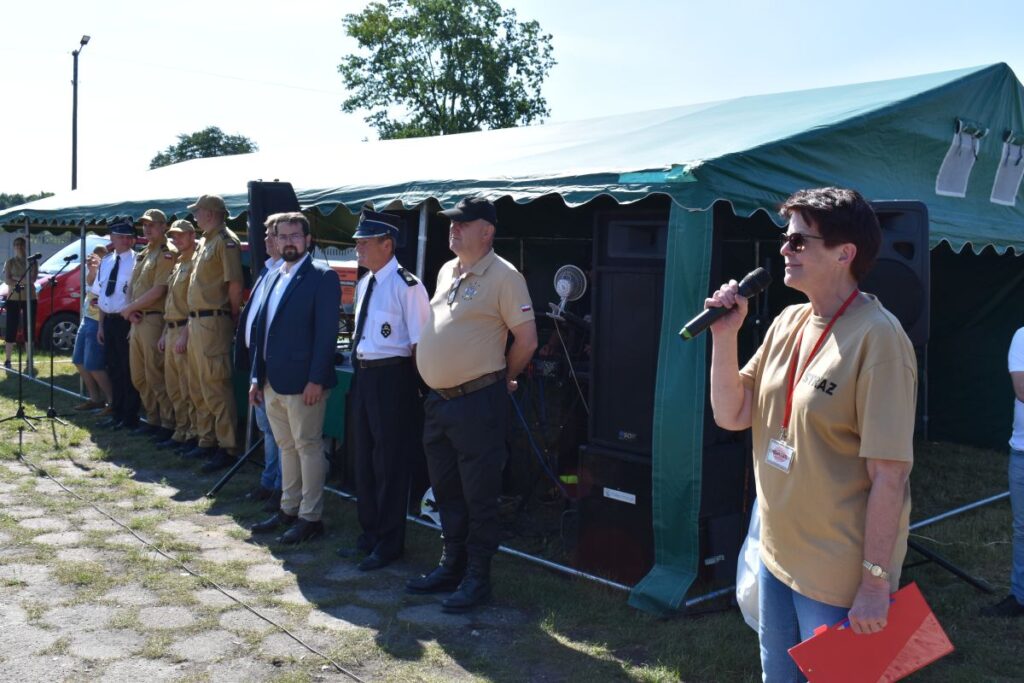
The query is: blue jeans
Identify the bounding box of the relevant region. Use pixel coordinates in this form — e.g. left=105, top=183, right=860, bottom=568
left=255, top=404, right=281, bottom=492
left=1011, top=449, right=1024, bottom=604
left=758, top=563, right=849, bottom=683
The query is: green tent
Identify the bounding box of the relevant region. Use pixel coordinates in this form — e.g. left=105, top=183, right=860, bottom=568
left=4, top=62, right=1024, bottom=614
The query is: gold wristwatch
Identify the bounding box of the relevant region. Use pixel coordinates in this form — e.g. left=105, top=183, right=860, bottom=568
left=862, top=560, right=890, bottom=581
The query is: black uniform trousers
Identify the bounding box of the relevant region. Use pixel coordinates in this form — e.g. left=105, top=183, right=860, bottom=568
left=422, top=380, right=508, bottom=560
left=352, top=359, right=421, bottom=559
left=102, top=314, right=141, bottom=426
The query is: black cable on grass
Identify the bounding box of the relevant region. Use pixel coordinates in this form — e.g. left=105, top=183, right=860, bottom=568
left=14, top=452, right=367, bottom=683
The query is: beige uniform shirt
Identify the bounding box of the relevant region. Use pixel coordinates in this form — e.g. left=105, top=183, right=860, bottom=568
left=164, top=249, right=197, bottom=321
left=187, top=226, right=243, bottom=312
left=416, top=249, right=534, bottom=389
left=129, top=238, right=177, bottom=312
left=740, top=295, right=917, bottom=607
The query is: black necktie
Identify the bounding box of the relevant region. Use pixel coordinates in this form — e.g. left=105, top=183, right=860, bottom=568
left=104, top=255, right=120, bottom=297
left=352, top=275, right=375, bottom=352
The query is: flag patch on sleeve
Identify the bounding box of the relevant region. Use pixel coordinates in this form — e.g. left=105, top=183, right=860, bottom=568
left=520, top=305, right=532, bottom=312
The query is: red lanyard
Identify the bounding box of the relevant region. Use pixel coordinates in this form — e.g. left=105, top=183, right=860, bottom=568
left=780, top=289, right=860, bottom=438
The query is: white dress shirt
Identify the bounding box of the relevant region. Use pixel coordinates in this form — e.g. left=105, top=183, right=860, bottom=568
left=89, top=250, right=136, bottom=314
left=262, top=253, right=309, bottom=357
left=244, top=256, right=284, bottom=348
left=353, top=256, right=431, bottom=360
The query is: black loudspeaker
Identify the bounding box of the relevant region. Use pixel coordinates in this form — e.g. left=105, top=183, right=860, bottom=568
left=575, top=444, right=654, bottom=584
left=589, top=211, right=668, bottom=454
left=247, top=181, right=300, bottom=268
left=861, top=201, right=930, bottom=347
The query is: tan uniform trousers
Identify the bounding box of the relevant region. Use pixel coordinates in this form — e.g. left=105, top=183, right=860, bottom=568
left=129, top=314, right=173, bottom=429
left=186, top=315, right=237, bottom=452
left=264, top=384, right=330, bottom=521
left=163, top=326, right=196, bottom=443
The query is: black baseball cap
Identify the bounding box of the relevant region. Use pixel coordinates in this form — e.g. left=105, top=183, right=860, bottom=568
left=439, top=196, right=497, bottom=225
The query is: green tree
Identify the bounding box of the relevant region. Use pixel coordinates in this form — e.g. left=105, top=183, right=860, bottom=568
left=0, top=191, right=54, bottom=210
left=339, top=0, right=555, bottom=139
left=149, top=126, right=258, bottom=169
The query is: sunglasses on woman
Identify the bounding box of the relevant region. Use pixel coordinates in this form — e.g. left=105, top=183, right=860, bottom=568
left=779, top=232, right=826, bottom=253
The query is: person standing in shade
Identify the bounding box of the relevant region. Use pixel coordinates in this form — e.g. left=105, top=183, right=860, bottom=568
left=71, top=244, right=113, bottom=411
left=156, top=220, right=200, bottom=454
left=3, top=236, right=38, bottom=372
left=981, top=327, right=1024, bottom=618
left=338, top=210, right=430, bottom=571
left=407, top=196, right=538, bottom=612
left=249, top=212, right=340, bottom=544
left=235, top=215, right=286, bottom=509
left=122, top=208, right=177, bottom=441
left=94, top=221, right=143, bottom=430
left=184, top=194, right=244, bottom=472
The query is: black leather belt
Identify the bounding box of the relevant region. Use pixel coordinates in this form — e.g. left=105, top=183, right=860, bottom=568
left=141, top=310, right=162, bottom=316
left=166, top=319, right=187, bottom=328
left=189, top=309, right=230, bottom=318
left=356, top=356, right=411, bottom=369
left=433, top=370, right=505, bottom=400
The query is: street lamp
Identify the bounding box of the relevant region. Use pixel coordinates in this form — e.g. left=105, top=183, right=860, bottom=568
left=71, top=35, right=90, bottom=190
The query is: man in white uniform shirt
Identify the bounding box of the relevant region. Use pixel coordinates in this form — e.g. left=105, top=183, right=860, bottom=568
left=93, top=220, right=142, bottom=430
left=337, top=210, right=430, bottom=571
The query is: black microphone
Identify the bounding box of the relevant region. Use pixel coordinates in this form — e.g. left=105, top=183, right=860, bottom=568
left=679, top=267, right=772, bottom=340
left=63, top=254, right=79, bottom=263
left=26, top=252, right=43, bottom=262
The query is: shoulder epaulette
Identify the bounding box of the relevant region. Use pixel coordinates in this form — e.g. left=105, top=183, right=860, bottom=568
left=397, top=267, right=419, bottom=287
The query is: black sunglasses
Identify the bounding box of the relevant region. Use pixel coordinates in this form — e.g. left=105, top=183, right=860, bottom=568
left=779, top=232, right=826, bottom=252
left=446, top=274, right=465, bottom=306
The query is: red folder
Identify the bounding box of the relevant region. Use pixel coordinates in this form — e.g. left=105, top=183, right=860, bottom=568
left=788, top=582, right=954, bottom=682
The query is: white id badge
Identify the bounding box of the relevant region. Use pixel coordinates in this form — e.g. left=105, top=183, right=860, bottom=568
left=765, top=438, right=795, bottom=473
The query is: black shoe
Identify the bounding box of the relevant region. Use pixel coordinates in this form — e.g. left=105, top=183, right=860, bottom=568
left=358, top=552, right=399, bottom=572
left=250, top=511, right=297, bottom=534
left=441, top=558, right=492, bottom=613
left=175, top=438, right=199, bottom=454
left=132, top=423, right=156, bottom=436
left=337, top=534, right=375, bottom=559
left=406, top=560, right=466, bottom=595
left=278, top=518, right=324, bottom=544
left=117, top=420, right=139, bottom=431
left=149, top=427, right=174, bottom=442
left=107, top=420, right=128, bottom=431
left=96, top=417, right=120, bottom=429
left=247, top=486, right=274, bottom=501
left=183, top=445, right=216, bottom=460
left=200, top=450, right=236, bottom=473
left=981, top=595, right=1024, bottom=617
left=261, top=490, right=282, bottom=512
left=156, top=438, right=183, bottom=450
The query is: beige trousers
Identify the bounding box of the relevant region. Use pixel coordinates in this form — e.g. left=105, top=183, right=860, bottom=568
left=185, top=316, right=237, bottom=451
left=264, top=384, right=330, bottom=521
left=129, top=313, right=173, bottom=428
left=163, top=326, right=196, bottom=443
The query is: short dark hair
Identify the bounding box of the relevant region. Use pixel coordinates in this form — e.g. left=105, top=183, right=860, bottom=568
left=13, top=237, right=25, bottom=247
left=273, top=212, right=309, bottom=236
left=780, top=187, right=881, bottom=282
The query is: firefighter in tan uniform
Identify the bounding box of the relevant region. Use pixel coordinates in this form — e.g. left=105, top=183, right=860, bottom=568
left=156, top=219, right=200, bottom=453
left=184, top=194, right=244, bottom=472
left=122, top=208, right=177, bottom=441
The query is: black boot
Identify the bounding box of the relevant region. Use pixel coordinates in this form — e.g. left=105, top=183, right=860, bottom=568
left=405, top=544, right=467, bottom=594
left=441, top=556, right=491, bottom=613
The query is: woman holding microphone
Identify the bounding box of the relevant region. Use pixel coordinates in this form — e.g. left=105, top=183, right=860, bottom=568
left=706, top=187, right=917, bottom=682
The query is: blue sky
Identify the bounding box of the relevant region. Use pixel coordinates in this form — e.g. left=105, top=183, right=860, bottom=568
left=1, top=0, right=1022, bottom=195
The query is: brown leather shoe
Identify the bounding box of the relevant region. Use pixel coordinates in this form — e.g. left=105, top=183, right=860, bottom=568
left=96, top=406, right=115, bottom=417
left=73, top=400, right=104, bottom=411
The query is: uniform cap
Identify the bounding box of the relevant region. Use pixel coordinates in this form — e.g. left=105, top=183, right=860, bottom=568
left=166, top=219, right=196, bottom=234
left=138, top=208, right=167, bottom=224
left=186, top=194, right=227, bottom=214
left=353, top=210, right=402, bottom=240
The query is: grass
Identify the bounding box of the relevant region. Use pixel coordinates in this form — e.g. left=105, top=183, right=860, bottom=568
left=0, top=353, right=1021, bottom=681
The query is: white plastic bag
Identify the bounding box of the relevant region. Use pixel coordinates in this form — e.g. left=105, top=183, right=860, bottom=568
left=735, top=501, right=761, bottom=631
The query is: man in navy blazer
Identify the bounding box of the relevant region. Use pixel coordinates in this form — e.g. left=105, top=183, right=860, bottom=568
left=248, top=212, right=341, bottom=544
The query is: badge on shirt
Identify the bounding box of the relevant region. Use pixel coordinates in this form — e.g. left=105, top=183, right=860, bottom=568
left=381, top=322, right=392, bottom=338
left=765, top=438, right=795, bottom=473
left=463, top=281, right=480, bottom=300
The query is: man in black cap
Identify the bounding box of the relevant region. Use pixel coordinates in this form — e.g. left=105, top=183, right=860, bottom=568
left=407, top=196, right=537, bottom=612
left=338, top=210, right=430, bottom=571
left=94, top=220, right=143, bottom=430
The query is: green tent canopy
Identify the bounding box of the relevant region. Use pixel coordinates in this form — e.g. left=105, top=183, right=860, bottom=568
left=5, top=63, right=1024, bottom=614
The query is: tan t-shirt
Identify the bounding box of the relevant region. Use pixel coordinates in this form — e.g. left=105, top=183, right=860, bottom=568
left=129, top=238, right=177, bottom=312
left=739, top=295, right=916, bottom=607
left=164, top=249, right=197, bottom=321
left=4, top=256, right=34, bottom=301
left=187, top=226, right=243, bottom=312
left=417, top=250, right=534, bottom=389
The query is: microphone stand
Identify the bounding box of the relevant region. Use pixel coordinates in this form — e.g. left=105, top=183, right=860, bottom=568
left=0, top=270, right=44, bottom=456
left=40, top=257, right=76, bottom=425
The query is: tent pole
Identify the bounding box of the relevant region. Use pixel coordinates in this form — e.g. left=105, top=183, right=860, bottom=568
left=79, top=221, right=87, bottom=398
left=24, top=218, right=34, bottom=375
left=415, top=203, right=428, bottom=279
